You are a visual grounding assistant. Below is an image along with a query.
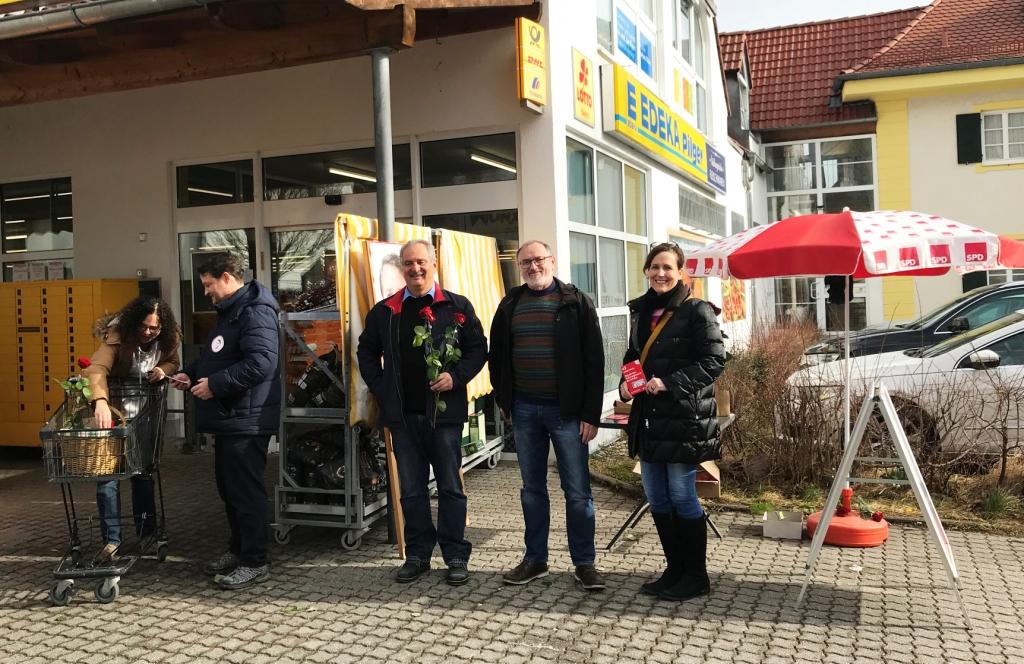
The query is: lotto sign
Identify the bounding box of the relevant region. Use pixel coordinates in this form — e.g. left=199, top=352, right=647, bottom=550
left=572, top=49, right=595, bottom=127
left=516, top=17, right=547, bottom=108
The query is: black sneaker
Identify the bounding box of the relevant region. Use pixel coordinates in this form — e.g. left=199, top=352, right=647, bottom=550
left=574, top=565, right=607, bottom=591
left=502, top=559, right=549, bottom=585
left=217, top=565, right=270, bottom=591
left=395, top=560, right=430, bottom=583
left=204, top=551, right=239, bottom=575
left=446, top=563, right=470, bottom=586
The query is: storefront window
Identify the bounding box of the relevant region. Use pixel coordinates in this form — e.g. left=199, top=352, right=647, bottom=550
left=626, top=242, right=647, bottom=301
left=597, top=153, right=624, bottom=231
left=570, top=232, right=597, bottom=303
left=177, top=228, right=257, bottom=346
left=596, top=0, right=613, bottom=51
left=601, top=314, right=628, bottom=392
left=263, top=145, right=411, bottom=200
left=1, top=177, right=73, bottom=254
left=599, top=237, right=626, bottom=307
left=567, top=138, right=596, bottom=225
left=270, top=229, right=337, bottom=312
left=679, top=185, right=726, bottom=237
left=424, top=209, right=519, bottom=294
left=176, top=160, right=254, bottom=208
left=765, top=143, right=816, bottom=192
left=765, top=136, right=877, bottom=331
left=821, top=138, right=873, bottom=188
left=420, top=133, right=517, bottom=188
left=3, top=258, right=73, bottom=281
left=623, top=165, right=646, bottom=236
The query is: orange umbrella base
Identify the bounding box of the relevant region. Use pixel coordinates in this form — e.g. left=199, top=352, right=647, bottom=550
left=806, top=511, right=889, bottom=547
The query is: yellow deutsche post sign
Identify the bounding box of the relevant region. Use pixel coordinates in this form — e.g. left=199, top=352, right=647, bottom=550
left=602, top=63, right=707, bottom=184
left=516, top=17, right=547, bottom=109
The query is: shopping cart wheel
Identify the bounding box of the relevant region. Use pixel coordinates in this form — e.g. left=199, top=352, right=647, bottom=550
left=486, top=451, right=501, bottom=469
left=156, top=543, right=168, bottom=563
left=274, top=527, right=291, bottom=545
left=95, top=578, right=119, bottom=604
left=340, top=531, right=362, bottom=551
left=48, top=580, right=74, bottom=607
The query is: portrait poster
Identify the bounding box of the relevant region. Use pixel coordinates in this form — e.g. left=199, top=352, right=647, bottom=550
left=365, top=240, right=405, bottom=305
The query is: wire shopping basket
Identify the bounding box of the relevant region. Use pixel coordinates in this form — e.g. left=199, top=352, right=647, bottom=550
left=40, top=380, right=168, bottom=483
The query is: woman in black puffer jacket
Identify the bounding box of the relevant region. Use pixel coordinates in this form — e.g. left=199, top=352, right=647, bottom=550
left=619, top=243, right=726, bottom=601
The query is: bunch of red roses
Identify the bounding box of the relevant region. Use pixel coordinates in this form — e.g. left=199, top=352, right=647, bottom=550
left=412, top=307, right=467, bottom=425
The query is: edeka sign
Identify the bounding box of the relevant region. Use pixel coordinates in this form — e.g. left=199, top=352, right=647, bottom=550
left=706, top=143, right=726, bottom=194
left=601, top=63, right=707, bottom=184
left=516, top=17, right=546, bottom=108
left=572, top=48, right=595, bottom=127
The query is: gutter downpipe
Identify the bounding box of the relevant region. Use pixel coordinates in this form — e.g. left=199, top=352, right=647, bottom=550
left=0, top=0, right=211, bottom=41
left=371, top=47, right=395, bottom=242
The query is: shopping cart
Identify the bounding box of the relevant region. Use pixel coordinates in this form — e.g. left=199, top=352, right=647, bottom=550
left=39, top=378, right=170, bottom=606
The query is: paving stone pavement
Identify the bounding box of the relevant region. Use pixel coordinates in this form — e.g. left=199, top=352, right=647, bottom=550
left=2, top=447, right=1024, bottom=663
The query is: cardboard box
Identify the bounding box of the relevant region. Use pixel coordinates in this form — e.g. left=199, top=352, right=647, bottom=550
left=762, top=510, right=804, bottom=539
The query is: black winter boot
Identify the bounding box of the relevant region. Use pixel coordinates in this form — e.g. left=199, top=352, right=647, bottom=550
left=659, top=515, right=710, bottom=601
left=641, top=512, right=685, bottom=595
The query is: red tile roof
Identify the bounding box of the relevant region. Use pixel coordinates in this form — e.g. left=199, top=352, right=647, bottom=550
left=848, top=0, right=1024, bottom=74
left=720, top=8, right=923, bottom=130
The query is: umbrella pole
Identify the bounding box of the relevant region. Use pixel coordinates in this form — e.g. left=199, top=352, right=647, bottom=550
left=844, top=281, right=851, bottom=490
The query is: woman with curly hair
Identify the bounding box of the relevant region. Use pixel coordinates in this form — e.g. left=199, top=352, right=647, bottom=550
left=83, top=296, right=181, bottom=563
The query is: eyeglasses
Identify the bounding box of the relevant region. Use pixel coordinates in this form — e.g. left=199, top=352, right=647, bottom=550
left=518, top=256, right=552, bottom=269
left=140, top=325, right=162, bottom=334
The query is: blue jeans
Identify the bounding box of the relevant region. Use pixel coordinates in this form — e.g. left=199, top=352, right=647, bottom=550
left=640, top=462, right=703, bottom=519
left=96, top=476, right=156, bottom=546
left=389, top=414, right=471, bottom=565
left=511, top=401, right=595, bottom=566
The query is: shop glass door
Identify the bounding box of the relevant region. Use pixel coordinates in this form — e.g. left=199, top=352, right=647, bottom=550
left=177, top=228, right=257, bottom=348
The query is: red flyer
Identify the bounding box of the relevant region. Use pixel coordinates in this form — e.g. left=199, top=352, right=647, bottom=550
left=621, top=360, right=647, bottom=396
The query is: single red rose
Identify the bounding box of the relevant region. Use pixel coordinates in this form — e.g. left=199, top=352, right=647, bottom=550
left=871, top=511, right=884, bottom=522
left=77, top=357, right=92, bottom=369
left=419, top=306, right=436, bottom=323
left=453, top=312, right=466, bottom=325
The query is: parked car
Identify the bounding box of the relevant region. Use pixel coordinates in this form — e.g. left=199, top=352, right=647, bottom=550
left=804, top=281, right=1024, bottom=363
left=789, top=310, right=1024, bottom=455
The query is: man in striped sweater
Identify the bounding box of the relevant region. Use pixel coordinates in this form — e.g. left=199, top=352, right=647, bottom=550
left=489, top=240, right=606, bottom=591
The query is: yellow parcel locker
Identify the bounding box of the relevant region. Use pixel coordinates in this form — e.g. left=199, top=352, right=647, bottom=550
left=0, top=279, right=138, bottom=447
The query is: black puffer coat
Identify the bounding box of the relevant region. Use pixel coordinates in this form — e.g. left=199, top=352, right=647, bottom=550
left=622, top=284, right=726, bottom=464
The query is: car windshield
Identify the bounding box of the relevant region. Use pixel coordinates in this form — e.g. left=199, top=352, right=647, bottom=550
left=903, top=285, right=999, bottom=330
left=919, top=310, right=1024, bottom=358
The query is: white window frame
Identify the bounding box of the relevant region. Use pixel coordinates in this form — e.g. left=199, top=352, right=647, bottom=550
left=611, top=0, right=658, bottom=88
left=669, top=0, right=710, bottom=135
left=981, top=109, right=1024, bottom=165
left=564, top=134, right=651, bottom=394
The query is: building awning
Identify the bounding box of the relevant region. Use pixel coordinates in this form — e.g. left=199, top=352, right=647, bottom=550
left=0, top=0, right=540, bottom=108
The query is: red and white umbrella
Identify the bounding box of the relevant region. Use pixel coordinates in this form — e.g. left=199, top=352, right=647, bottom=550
left=684, top=210, right=1024, bottom=279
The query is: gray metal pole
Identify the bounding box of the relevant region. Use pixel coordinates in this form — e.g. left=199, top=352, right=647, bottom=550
left=372, top=48, right=395, bottom=242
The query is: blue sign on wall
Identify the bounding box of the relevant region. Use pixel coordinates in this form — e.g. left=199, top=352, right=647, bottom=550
left=638, top=31, right=654, bottom=77
left=707, top=143, right=727, bottom=194
left=616, top=8, right=638, bottom=64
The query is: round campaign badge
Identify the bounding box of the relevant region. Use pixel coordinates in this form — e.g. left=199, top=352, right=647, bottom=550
left=211, top=335, right=225, bottom=353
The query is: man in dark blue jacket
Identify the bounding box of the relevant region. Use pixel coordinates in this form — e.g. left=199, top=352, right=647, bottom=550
left=171, top=252, right=280, bottom=591
left=357, top=239, right=486, bottom=586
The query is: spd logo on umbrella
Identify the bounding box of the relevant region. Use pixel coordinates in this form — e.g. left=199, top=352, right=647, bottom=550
left=928, top=244, right=951, bottom=266
left=964, top=242, right=988, bottom=263
left=898, top=247, right=920, bottom=269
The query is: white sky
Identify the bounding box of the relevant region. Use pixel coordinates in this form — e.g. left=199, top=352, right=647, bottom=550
left=716, top=0, right=928, bottom=32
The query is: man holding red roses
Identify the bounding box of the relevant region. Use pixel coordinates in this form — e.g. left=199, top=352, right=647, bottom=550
left=357, top=239, right=487, bottom=586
